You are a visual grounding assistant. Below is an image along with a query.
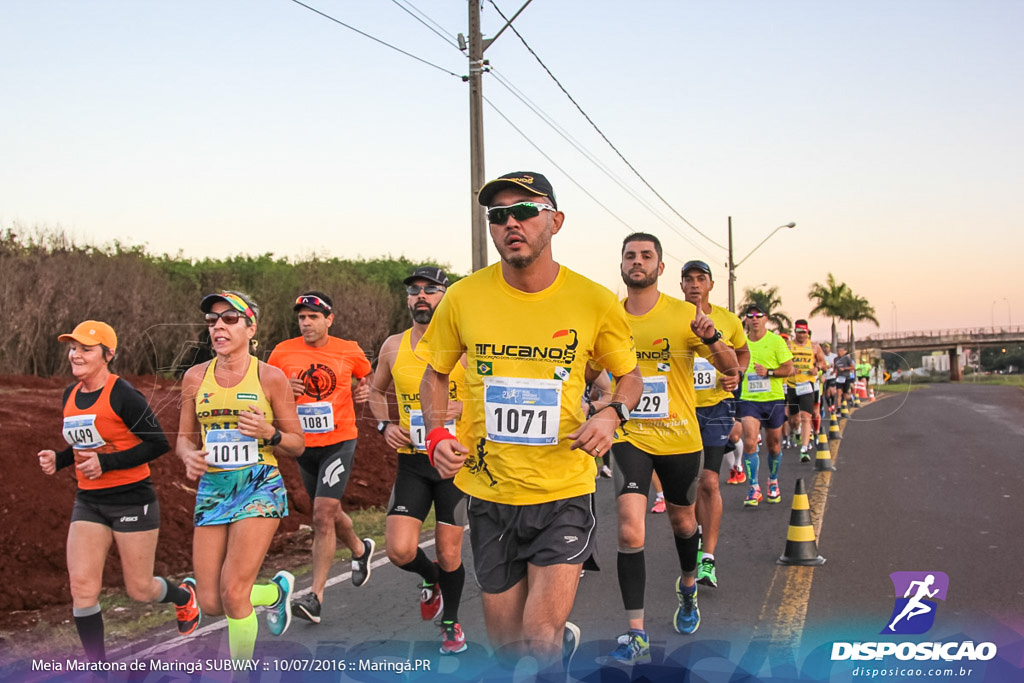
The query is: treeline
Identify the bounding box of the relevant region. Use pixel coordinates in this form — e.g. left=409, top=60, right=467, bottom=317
left=0, top=228, right=457, bottom=377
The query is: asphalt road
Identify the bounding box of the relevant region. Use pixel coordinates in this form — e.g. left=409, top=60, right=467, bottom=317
left=18, top=383, right=1024, bottom=682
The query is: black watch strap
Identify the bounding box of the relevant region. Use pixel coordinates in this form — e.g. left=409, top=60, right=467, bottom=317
left=700, top=330, right=723, bottom=345
left=267, top=428, right=283, bottom=447
left=377, top=420, right=391, bottom=435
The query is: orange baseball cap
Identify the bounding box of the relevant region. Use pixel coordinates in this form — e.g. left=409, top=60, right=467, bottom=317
left=58, top=320, right=118, bottom=352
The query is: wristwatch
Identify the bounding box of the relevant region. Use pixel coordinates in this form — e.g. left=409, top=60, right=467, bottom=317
left=377, top=420, right=391, bottom=435
left=267, top=428, right=282, bottom=447
left=700, top=330, right=723, bottom=345
left=603, top=401, right=630, bottom=426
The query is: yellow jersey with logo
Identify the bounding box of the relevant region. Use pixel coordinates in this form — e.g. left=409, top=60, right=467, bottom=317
left=422, top=263, right=637, bottom=505
left=694, top=303, right=747, bottom=409
left=392, top=328, right=465, bottom=455
left=618, top=293, right=711, bottom=455
left=786, top=339, right=817, bottom=387
left=196, top=355, right=277, bottom=471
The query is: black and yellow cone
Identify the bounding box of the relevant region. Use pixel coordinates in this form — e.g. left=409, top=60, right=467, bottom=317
left=840, top=400, right=850, bottom=419
left=828, top=412, right=842, bottom=441
left=852, top=392, right=861, bottom=408
left=777, top=478, right=826, bottom=566
left=814, top=428, right=836, bottom=471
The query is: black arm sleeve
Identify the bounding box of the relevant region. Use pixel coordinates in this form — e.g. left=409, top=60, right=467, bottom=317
left=54, top=385, right=76, bottom=470
left=97, top=378, right=170, bottom=472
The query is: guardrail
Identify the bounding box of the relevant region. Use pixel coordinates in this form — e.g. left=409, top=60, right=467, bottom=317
left=837, top=326, right=1024, bottom=345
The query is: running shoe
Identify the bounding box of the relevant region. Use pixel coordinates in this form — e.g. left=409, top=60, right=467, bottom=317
left=609, top=629, right=650, bottom=664
left=744, top=485, right=762, bottom=508
left=267, top=571, right=294, bottom=636
left=563, top=621, right=581, bottom=669
left=673, top=578, right=700, bottom=634
left=800, top=447, right=811, bottom=463
left=696, top=557, right=718, bottom=588
left=440, top=620, right=467, bottom=655
left=420, top=581, right=443, bottom=621
left=599, top=465, right=613, bottom=478
left=766, top=480, right=781, bottom=504
left=351, top=538, right=375, bottom=587
left=733, top=466, right=747, bottom=484
left=726, top=467, right=740, bottom=484
left=292, top=592, right=321, bottom=624
left=176, top=578, right=201, bottom=636
left=650, top=497, right=666, bottom=514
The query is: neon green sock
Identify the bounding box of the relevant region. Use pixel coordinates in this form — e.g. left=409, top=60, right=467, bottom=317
left=225, top=610, right=257, bottom=661
left=250, top=582, right=280, bottom=607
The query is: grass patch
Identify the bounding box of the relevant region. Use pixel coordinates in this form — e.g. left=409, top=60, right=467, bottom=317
left=964, top=374, right=1024, bottom=387
left=875, top=383, right=927, bottom=393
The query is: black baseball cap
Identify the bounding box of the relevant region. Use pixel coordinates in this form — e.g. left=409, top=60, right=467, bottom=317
left=293, top=291, right=333, bottom=315
left=478, top=172, right=557, bottom=209
left=404, top=266, right=450, bottom=287
left=745, top=303, right=766, bottom=315
left=682, top=260, right=713, bottom=278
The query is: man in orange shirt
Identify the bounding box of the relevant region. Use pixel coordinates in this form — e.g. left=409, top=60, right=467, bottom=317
left=267, top=291, right=374, bottom=624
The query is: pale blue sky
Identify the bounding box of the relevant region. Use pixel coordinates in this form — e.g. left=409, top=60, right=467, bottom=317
left=2, top=1, right=1022, bottom=336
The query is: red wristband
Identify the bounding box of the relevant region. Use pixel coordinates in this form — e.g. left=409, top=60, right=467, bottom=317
left=425, top=427, right=457, bottom=467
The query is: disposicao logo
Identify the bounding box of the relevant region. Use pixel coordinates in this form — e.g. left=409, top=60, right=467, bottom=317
left=831, top=570, right=997, bottom=663
left=883, top=571, right=948, bottom=635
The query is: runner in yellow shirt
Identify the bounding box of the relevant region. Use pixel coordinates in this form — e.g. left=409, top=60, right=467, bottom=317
left=603, top=236, right=737, bottom=664
left=784, top=319, right=829, bottom=461
left=421, top=171, right=643, bottom=674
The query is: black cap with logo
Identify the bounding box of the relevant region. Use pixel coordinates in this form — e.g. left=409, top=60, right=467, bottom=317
left=478, top=172, right=557, bottom=209
left=404, top=266, right=450, bottom=288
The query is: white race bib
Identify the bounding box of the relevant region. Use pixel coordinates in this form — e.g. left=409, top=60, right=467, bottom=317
left=795, top=381, right=814, bottom=396
left=297, top=402, right=335, bottom=434
left=836, top=375, right=847, bottom=385
left=409, top=410, right=457, bottom=452
left=633, top=375, right=669, bottom=419
left=484, top=377, right=561, bottom=446
left=204, top=428, right=260, bottom=468
left=746, top=373, right=770, bottom=394
left=693, top=357, right=717, bottom=391
left=62, top=414, right=106, bottom=450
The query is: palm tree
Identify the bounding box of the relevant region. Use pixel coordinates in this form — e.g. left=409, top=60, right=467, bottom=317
left=808, top=274, right=852, bottom=350
left=741, top=286, right=791, bottom=334
left=837, top=294, right=879, bottom=359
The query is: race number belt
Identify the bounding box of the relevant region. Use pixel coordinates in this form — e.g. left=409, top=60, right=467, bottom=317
left=204, top=428, right=259, bottom=468
left=297, top=402, right=335, bottom=434
left=483, top=377, right=561, bottom=446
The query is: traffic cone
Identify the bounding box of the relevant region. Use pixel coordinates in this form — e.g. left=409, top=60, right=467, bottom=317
left=828, top=412, right=842, bottom=441
left=840, top=400, right=850, bottom=419
left=852, top=393, right=861, bottom=408
left=777, top=479, right=826, bottom=566
left=868, top=388, right=876, bottom=402
left=814, top=428, right=835, bottom=471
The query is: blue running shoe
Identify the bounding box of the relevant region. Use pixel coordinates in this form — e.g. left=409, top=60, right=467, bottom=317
left=610, top=629, right=650, bottom=664
left=267, top=571, right=294, bottom=636
left=673, top=578, right=700, bottom=634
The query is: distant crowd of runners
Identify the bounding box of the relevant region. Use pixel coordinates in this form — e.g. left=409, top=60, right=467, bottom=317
left=41, top=170, right=866, bottom=672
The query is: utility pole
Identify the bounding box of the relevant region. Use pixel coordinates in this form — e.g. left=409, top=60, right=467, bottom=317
left=464, top=0, right=533, bottom=272
left=727, top=216, right=736, bottom=313
left=467, top=1, right=487, bottom=271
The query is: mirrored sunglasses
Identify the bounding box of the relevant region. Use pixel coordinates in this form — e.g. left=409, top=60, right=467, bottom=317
left=406, top=284, right=445, bottom=296
left=486, top=201, right=556, bottom=225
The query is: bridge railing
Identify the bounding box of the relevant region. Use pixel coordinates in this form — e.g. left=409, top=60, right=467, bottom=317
left=837, top=325, right=1024, bottom=345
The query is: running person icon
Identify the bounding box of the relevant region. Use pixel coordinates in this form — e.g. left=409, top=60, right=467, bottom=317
left=888, top=574, right=939, bottom=631
left=37, top=320, right=200, bottom=662
left=177, top=291, right=305, bottom=661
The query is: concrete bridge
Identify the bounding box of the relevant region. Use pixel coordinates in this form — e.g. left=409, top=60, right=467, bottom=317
left=838, top=325, right=1024, bottom=380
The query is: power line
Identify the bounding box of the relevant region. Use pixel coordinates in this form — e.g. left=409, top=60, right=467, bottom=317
left=487, top=0, right=726, bottom=251
left=289, top=0, right=462, bottom=78
left=489, top=68, right=718, bottom=261
left=389, top=0, right=460, bottom=49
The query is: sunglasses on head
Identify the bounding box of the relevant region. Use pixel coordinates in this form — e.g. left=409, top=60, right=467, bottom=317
left=295, top=295, right=331, bottom=312
left=486, top=201, right=556, bottom=225
left=205, top=310, right=246, bottom=326
left=406, top=284, right=445, bottom=296
left=745, top=311, right=766, bottom=319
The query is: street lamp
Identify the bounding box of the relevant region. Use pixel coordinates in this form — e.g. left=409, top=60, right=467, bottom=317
left=726, top=218, right=796, bottom=312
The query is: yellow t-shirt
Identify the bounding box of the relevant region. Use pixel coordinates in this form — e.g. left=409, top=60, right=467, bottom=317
left=786, top=339, right=817, bottom=386
left=196, top=355, right=277, bottom=471
left=618, top=293, right=711, bottom=455
left=694, top=303, right=747, bottom=408
left=422, top=263, right=637, bottom=505
left=391, top=328, right=465, bottom=455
